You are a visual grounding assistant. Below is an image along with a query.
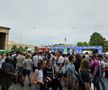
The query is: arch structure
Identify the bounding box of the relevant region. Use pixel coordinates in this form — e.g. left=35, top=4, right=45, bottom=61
left=51, top=46, right=102, bottom=54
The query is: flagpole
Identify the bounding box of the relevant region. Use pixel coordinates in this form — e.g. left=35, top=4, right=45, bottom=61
left=64, top=37, right=66, bottom=47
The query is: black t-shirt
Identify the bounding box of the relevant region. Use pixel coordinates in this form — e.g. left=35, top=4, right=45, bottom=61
left=74, top=59, right=81, bottom=73
left=43, top=67, right=53, bottom=79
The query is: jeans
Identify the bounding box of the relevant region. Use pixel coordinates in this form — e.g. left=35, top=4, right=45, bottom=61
left=93, top=77, right=100, bottom=90
left=93, top=77, right=106, bottom=90
left=100, top=77, right=106, bottom=90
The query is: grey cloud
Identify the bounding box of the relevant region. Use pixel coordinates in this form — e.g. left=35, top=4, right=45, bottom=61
left=0, top=0, right=108, bottom=45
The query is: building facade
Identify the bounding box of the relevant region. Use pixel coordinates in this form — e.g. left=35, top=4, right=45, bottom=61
left=8, top=41, right=37, bottom=51
left=0, top=26, right=10, bottom=50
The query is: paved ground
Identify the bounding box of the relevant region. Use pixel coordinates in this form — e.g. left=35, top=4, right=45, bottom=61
left=6, top=78, right=108, bottom=90
left=0, top=78, right=108, bottom=90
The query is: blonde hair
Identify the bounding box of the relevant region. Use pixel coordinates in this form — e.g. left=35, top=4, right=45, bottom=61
left=26, top=54, right=31, bottom=59
left=80, top=59, right=89, bottom=70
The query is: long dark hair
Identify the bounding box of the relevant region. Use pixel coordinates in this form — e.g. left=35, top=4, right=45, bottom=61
left=37, top=60, right=43, bottom=70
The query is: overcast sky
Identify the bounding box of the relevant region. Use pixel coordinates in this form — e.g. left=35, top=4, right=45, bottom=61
left=0, top=0, right=108, bottom=46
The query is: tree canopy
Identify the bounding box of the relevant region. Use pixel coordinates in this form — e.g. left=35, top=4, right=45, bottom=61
left=76, top=32, right=108, bottom=52
left=77, top=42, right=89, bottom=46
left=89, top=32, right=105, bottom=46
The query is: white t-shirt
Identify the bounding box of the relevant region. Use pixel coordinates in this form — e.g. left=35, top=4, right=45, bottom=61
left=100, top=60, right=106, bottom=69
left=55, top=56, right=64, bottom=64
left=85, top=54, right=90, bottom=59
left=38, top=70, right=43, bottom=82
left=55, top=56, right=64, bottom=73
left=16, top=55, right=25, bottom=67
left=23, top=59, right=32, bottom=70
left=33, top=55, right=44, bottom=67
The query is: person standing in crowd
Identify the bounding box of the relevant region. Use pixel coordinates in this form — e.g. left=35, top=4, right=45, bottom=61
left=97, top=55, right=106, bottom=90
left=11, top=52, right=17, bottom=69
left=32, top=60, right=45, bottom=90
left=33, top=51, right=44, bottom=72
left=21, top=54, right=32, bottom=87
left=78, top=59, right=91, bottom=90
left=91, top=55, right=100, bottom=90
left=0, top=54, right=5, bottom=69
left=105, top=59, right=108, bottom=78
left=84, top=52, right=90, bottom=59
left=105, top=54, right=108, bottom=78
left=91, top=55, right=103, bottom=90
left=1, top=56, right=15, bottom=90
left=55, top=51, right=64, bottom=90
left=65, top=55, right=78, bottom=90
left=16, top=52, right=25, bottom=85
left=43, top=60, right=59, bottom=90
left=74, top=54, right=82, bottom=73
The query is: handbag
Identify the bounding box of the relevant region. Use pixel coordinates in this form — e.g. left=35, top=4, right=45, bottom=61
left=66, top=75, right=78, bottom=90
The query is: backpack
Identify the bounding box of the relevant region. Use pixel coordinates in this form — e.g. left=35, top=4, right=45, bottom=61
left=0, top=62, right=15, bottom=89
left=65, top=67, right=78, bottom=90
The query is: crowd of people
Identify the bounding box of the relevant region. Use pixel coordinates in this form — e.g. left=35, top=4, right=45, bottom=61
left=0, top=50, right=108, bottom=90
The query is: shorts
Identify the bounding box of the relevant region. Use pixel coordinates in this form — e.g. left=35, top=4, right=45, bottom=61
left=23, top=69, right=31, bottom=76
left=16, top=66, right=23, bottom=74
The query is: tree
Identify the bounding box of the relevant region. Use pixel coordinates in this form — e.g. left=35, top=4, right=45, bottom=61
left=89, top=32, right=105, bottom=46
left=24, top=47, right=28, bottom=51
left=11, top=45, right=17, bottom=52
left=17, top=46, right=24, bottom=52
left=77, top=42, right=89, bottom=46
left=103, top=40, right=108, bottom=52
left=34, top=46, right=38, bottom=52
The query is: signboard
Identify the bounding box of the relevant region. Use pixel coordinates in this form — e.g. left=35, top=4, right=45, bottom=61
left=51, top=46, right=103, bottom=54
left=63, top=48, right=68, bottom=54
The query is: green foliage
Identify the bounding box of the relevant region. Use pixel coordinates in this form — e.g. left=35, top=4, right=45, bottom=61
left=77, top=42, right=89, bottom=46
left=34, top=46, right=38, bottom=52
left=103, top=40, right=108, bottom=52
left=25, top=47, right=28, bottom=50
left=76, top=32, right=108, bottom=52
left=17, top=46, right=24, bottom=52
left=89, top=32, right=105, bottom=46
left=11, top=45, right=25, bottom=52
left=11, top=45, right=18, bottom=52
left=89, top=32, right=108, bottom=52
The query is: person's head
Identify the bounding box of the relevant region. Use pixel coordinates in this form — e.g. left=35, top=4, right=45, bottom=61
left=80, top=59, right=89, bottom=70
left=46, top=60, right=52, bottom=68
left=56, top=51, right=62, bottom=57
left=47, top=53, right=51, bottom=60
left=97, top=54, right=103, bottom=61
left=5, top=56, right=12, bottom=63
left=43, top=60, right=47, bottom=68
left=38, top=60, right=44, bottom=70
left=38, top=50, right=43, bottom=55
left=68, top=55, right=75, bottom=63
left=0, top=54, right=4, bottom=59
left=85, top=52, right=89, bottom=55
left=82, top=55, right=85, bottom=59
left=75, top=53, right=81, bottom=60
left=26, top=54, right=31, bottom=59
